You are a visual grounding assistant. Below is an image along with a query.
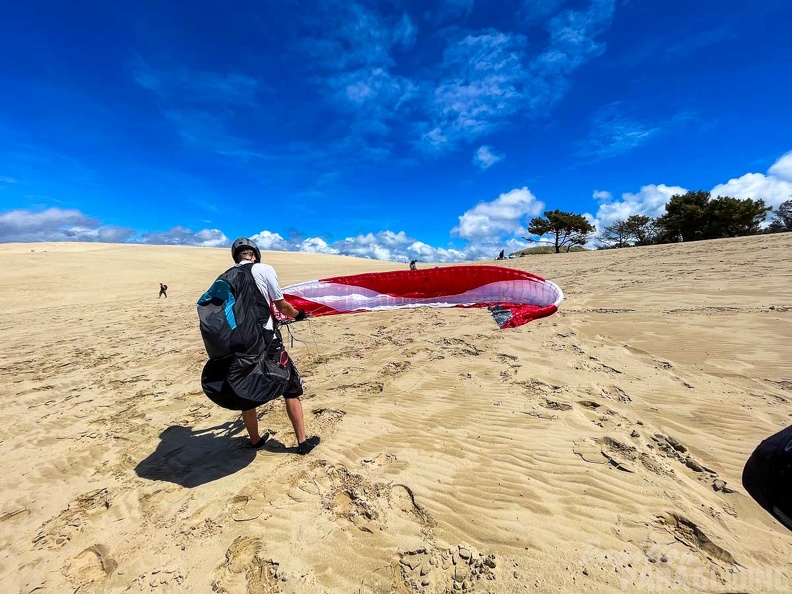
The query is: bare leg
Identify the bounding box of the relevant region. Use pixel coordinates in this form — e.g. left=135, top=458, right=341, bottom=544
left=241, top=408, right=261, bottom=444
left=284, top=398, right=306, bottom=444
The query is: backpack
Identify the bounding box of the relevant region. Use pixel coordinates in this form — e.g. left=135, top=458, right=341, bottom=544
left=197, top=264, right=292, bottom=408
left=196, top=265, right=270, bottom=359
left=162, top=284, right=168, bottom=291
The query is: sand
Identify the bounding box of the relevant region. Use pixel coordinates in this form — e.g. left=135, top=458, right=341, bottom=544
left=1, top=233, right=791, bottom=594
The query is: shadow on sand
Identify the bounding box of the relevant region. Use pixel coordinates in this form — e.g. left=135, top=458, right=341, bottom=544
left=135, top=421, right=257, bottom=488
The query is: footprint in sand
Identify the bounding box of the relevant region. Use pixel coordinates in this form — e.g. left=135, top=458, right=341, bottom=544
left=64, top=544, right=117, bottom=587
left=541, top=399, right=573, bottom=412
left=212, top=536, right=282, bottom=594
left=395, top=544, right=497, bottom=593
left=33, top=488, right=111, bottom=550
left=515, top=378, right=561, bottom=399
left=290, top=461, right=434, bottom=535
left=230, top=493, right=271, bottom=523
left=649, top=433, right=722, bottom=480
left=574, top=436, right=675, bottom=477
left=657, top=512, right=738, bottom=565
left=310, top=408, right=346, bottom=434
left=379, top=361, right=411, bottom=377
left=607, top=385, right=632, bottom=403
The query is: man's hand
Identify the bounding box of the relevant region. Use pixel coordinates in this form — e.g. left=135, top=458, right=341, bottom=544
left=294, top=309, right=308, bottom=322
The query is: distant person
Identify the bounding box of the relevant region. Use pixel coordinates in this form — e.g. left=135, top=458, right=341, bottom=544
left=496, top=250, right=505, bottom=260
left=199, top=237, right=319, bottom=455
left=409, top=259, right=417, bottom=271
left=159, top=283, right=168, bottom=298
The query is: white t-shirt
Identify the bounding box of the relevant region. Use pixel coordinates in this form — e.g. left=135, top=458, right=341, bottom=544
left=237, top=260, right=283, bottom=330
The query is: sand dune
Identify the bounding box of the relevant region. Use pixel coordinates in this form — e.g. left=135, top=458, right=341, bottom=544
left=1, top=233, right=791, bottom=593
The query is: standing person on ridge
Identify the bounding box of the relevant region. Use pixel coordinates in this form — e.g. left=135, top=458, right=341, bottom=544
left=159, top=283, right=168, bottom=298
left=227, top=238, right=319, bottom=454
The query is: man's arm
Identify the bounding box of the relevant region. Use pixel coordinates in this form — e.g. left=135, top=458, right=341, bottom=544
left=273, top=298, right=301, bottom=319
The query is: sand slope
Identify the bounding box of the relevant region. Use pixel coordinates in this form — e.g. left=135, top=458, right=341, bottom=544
left=1, top=234, right=791, bottom=593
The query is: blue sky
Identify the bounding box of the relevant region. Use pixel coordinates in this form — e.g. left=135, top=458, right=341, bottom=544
left=1, top=0, right=791, bottom=261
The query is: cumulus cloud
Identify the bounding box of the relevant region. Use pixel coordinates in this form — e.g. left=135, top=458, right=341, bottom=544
left=251, top=230, right=290, bottom=251
left=473, top=145, right=503, bottom=169
left=139, top=226, right=229, bottom=247
left=592, top=184, right=688, bottom=229
left=768, top=151, right=792, bottom=181
left=296, top=237, right=341, bottom=255
left=453, top=187, right=545, bottom=241
left=585, top=149, right=792, bottom=243
left=710, top=150, right=792, bottom=208
left=245, top=228, right=487, bottom=263
left=0, top=208, right=134, bottom=243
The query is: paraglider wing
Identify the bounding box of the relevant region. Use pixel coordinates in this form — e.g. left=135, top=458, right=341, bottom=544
left=282, top=265, right=563, bottom=328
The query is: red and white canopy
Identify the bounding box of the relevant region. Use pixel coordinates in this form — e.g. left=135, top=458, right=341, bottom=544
left=282, top=265, right=563, bottom=328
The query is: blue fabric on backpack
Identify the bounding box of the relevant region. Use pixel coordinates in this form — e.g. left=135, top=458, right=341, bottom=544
left=198, top=280, right=237, bottom=329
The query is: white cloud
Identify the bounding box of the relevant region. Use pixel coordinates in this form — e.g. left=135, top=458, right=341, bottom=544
left=768, top=151, right=792, bottom=181
left=193, top=228, right=229, bottom=247
left=585, top=149, right=792, bottom=242
left=330, top=231, right=412, bottom=260
left=299, top=0, right=616, bottom=154
left=0, top=208, right=134, bottom=243
left=590, top=150, right=792, bottom=233
left=251, top=230, right=289, bottom=251
left=586, top=184, right=687, bottom=243
left=453, top=187, right=545, bottom=241
left=423, top=31, right=530, bottom=149
left=536, top=0, right=615, bottom=73
left=296, top=237, right=340, bottom=255
left=593, top=184, right=688, bottom=228
left=139, top=226, right=229, bottom=247
left=473, top=145, right=503, bottom=169
left=421, top=1, right=615, bottom=151
left=0, top=176, right=18, bottom=184
left=711, top=150, right=792, bottom=208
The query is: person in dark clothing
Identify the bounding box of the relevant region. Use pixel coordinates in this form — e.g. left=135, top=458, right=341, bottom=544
left=409, top=259, right=417, bottom=271
left=205, top=237, right=319, bottom=455
left=159, top=283, right=168, bottom=298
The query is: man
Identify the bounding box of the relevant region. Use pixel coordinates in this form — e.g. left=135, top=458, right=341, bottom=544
left=159, top=282, right=168, bottom=298
left=409, top=259, right=417, bottom=271
left=204, top=237, right=320, bottom=454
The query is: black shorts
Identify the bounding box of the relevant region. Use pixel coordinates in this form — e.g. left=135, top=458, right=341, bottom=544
left=281, top=358, right=304, bottom=399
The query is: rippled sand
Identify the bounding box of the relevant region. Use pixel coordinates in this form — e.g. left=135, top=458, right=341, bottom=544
left=1, top=234, right=791, bottom=593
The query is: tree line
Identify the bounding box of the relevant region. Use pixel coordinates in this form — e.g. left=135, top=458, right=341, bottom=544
left=522, top=192, right=792, bottom=253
